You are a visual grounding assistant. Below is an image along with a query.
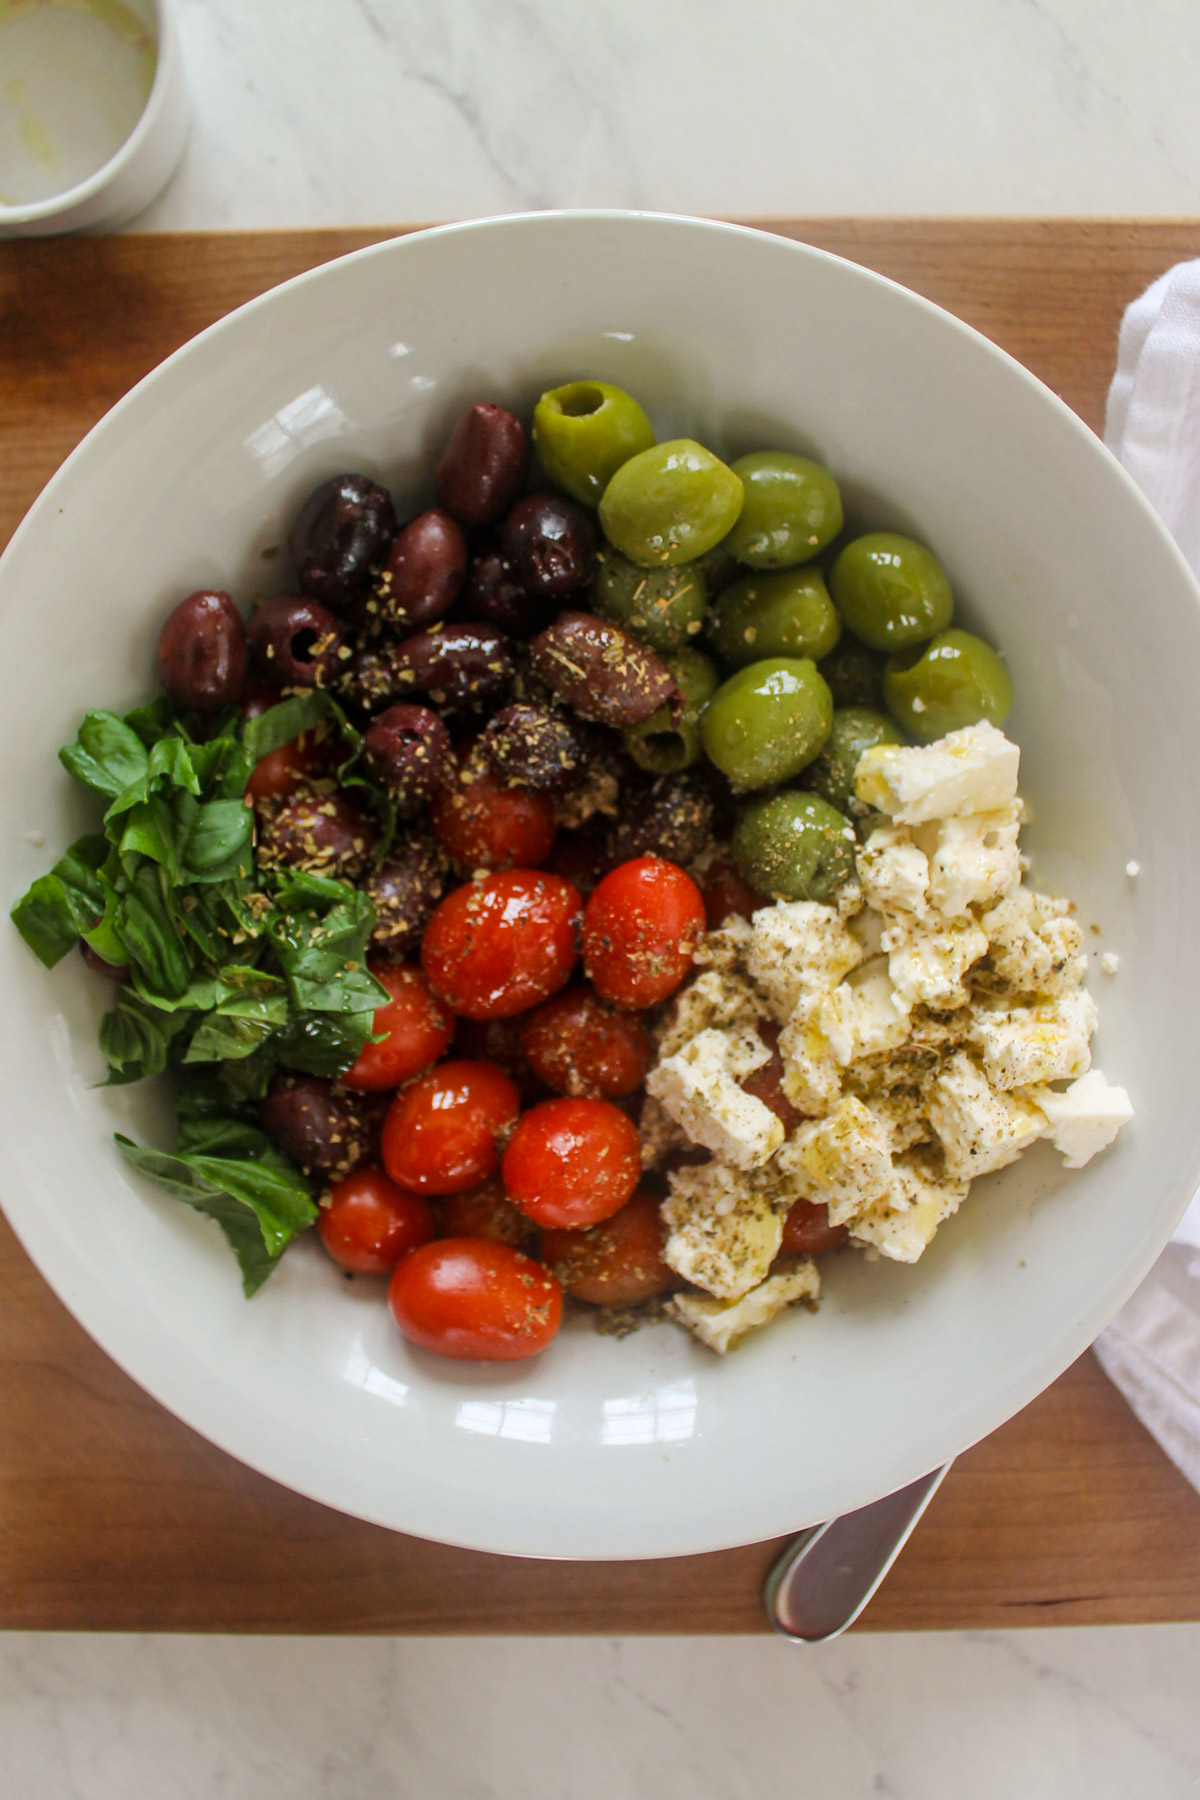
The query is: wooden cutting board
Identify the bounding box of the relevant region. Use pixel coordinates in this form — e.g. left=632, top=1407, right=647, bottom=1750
left=3, top=219, right=1200, bottom=1635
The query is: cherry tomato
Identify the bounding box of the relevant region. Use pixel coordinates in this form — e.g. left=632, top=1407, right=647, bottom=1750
left=382, top=1059, right=520, bottom=1195
left=543, top=823, right=613, bottom=898
left=502, top=1096, right=641, bottom=1229
left=702, top=854, right=767, bottom=930
left=438, top=1175, right=538, bottom=1250
left=421, top=870, right=581, bottom=1020
left=520, top=984, right=652, bottom=1099
left=740, top=1021, right=803, bottom=1133
left=541, top=1188, right=680, bottom=1307
left=778, top=1198, right=848, bottom=1258
left=241, top=685, right=328, bottom=804
left=431, top=749, right=556, bottom=873
left=582, top=856, right=705, bottom=1010
left=388, top=1239, right=562, bottom=1361
left=341, top=961, right=454, bottom=1093
left=452, top=1013, right=544, bottom=1104
left=317, top=1166, right=436, bottom=1274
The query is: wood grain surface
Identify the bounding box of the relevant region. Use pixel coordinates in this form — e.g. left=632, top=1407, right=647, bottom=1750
left=3, top=219, right=1200, bottom=1635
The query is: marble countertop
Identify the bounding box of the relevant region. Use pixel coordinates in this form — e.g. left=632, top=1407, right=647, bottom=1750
left=6, top=1, right=1200, bottom=1793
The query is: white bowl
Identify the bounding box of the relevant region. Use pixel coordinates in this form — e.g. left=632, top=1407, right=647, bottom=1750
left=2, top=213, right=1198, bottom=1560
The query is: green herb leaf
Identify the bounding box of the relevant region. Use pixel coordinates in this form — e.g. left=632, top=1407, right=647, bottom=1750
left=99, top=991, right=191, bottom=1085
left=59, top=710, right=150, bottom=799
left=270, top=1007, right=375, bottom=1077
left=268, top=882, right=387, bottom=1015
left=241, top=691, right=335, bottom=763
left=10, top=833, right=109, bottom=967
left=117, top=863, right=193, bottom=999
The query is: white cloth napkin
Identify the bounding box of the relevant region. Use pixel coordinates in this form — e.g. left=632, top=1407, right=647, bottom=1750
left=1092, top=259, right=1200, bottom=1492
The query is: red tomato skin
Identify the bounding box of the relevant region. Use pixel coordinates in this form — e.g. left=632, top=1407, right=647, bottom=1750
left=520, top=985, right=652, bottom=1099
left=502, top=1096, right=641, bottom=1229
left=581, top=857, right=705, bottom=1010
left=388, top=1239, right=562, bottom=1360
left=341, top=961, right=454, bottom=1093
left=778, top=1198, right=849, bottom=1259
left=381, top=1060, right=520, bottom=1196
left=540, top=1188, right=681, bottom=1307
left=317, top=1168, right=436, bottom=1274
left=421, top=870, right=582, bottom=1020
left=739, top=1022, right=803, bottom=1134
left=438, top=1175, right=539, bottom=1250
left=430, top=757, right=556, bottom=873
left=241, top=684, right=328, bottom=804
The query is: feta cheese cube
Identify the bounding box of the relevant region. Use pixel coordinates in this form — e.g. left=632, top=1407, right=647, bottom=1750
left=811, top=958, right=911, bottom=1066
left=927, top=1052, right=1046, bottom=1179
left=1024, top=1069, right=1133, bottom=1168
left=777, top=1095, right=894, bottom=1226
left=637, top=1092, right=693, bottom=1170
left=855, top=721, right=1020, bottom=824
left=857, top=824, right=930, bottom=919
left=849, top=1157, right=970, bottom=1263
left=657, top=967, right=766, bottom=1060
left=668, top=1261, right=821, bottom=1354
left=925, top=802, right=1023, bottom=916
left=778, top=1007, right=843, bottom=1115
left=885, top=913, right=988, bottom=1010
left=857, top=1086, right=932, bottom=1155
left=647, top=1025, right=783, bottom=1169
left=981, top=888, right=1087, bottom=998
left=743, top=900, right=864, bottom=1023
left=662, top=1165, right=784, bottom=1299
left=969, top=989, right=1098, bottom=1090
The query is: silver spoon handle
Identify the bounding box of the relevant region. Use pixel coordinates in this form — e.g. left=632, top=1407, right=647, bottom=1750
left=764, top=1460, right=954, bottom=1643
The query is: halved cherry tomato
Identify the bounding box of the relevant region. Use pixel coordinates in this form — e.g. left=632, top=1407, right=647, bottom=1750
left=341, top=961, right=454, bottom=1093
left=382, top=1059, right=520, bottom=1195
left=438, top=1175, right=538, bottom=1250
left=778, top=1198, right=848, bottom=1258
left=317, top=1167, right=436, bottom=1274
left=582, top=856, right=705, bottom=1010
left=740, top=1022, right=803, bottom=1134
left=430, top=748, right=556, bottom=873
left=421, top=870, right=581, bottom=1019
left=520, top=984, right=652, bottom=1099
left=388, top=1239, right=562, bottom=1360
left=540, top=1188, right=680, bottom=1307
left=502, top=1095, right=641, bottom=1229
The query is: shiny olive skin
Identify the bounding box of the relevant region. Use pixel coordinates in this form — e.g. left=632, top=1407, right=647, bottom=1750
left=500, top=492, right=597, bottom=599
left=818, top=634, right=887, bottom=709
left=724, top=452, right=844, bottom=569
left=591, top=549, right=708, bottom=654
left=532, top=380, right=656, bottom=506
left=481, top=703, right=588, bottom=793
left=388, top=625, right=516, bottom=713
left=261, top=1074, right=377, bottom=1178
left=364, top=833, right=447, bottom=959
left=247, top=594, right=342, bottom=689
left=376, top=509, right=467, bottom=631
left=598, top=440, right=744, bottom=567
left=699, top=657, right=833, bottom=793
left=461, top=539, right=548, bottom=636
left=883, top=628, right=1014, bottom=742
left=436, top=403, right=529, bottom=528
left=289, top=474, right=398, bottom=617
left=623, top=646, right=718, bottom=774
left=709, top=566, right=841, bottom=669
left=531, top=611, right=675, bottom=727
left=363, top=704, right=453, bottom=810
left=695, top=541, right=740, bottom=598
left=830, top=532, right=954, bottom=652
left=256, top=791, right=377, bottom=881
left=802, top=706, right=904, bottom=815
left=732, top=791, right=857, bottom=902
left=608, top=770, right=714, bottom=866
left=157, top=589, right=248, bottom=713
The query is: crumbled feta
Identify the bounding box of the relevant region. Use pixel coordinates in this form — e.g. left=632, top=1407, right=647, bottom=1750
left=1125, top=860, right=1140, bottom=880
left=1024, top=1069, right=1134, bottom=1168
left=927, top=1052, right=1046, bottom=1179
left=858, top=1087, right=932, bottom=1155
left=647, top=1025, right=783, bottom=1170
left=743, top=900, right=863, bottom=1022
left=855, top=721, right=1020, bottom=824
left=1100, top=952, right=1120, bottom=976
left=778, top=1007, right=843, bottom=1115
left=857, top=824, right=930, bottom=918
left=980, top=888, right=1087, bottom=998
left=969, top=989, right=1098, bottom=1090
left=925, top=802, right=1022, bottom=916
left=811, top=958, right=911, bottom=1066
left=668, top=1261, right=820, bottom=1354
left=656, top=966, right=767, bottom=1060
left=637, top=1092, right=694, bottom=1170
left=849, top=1156, right=970, bottom=1263
left=885, top=913, right=988, bottom=1011
left=777, top=1096, right=894, bottom=1226
left=661, top=1166, right=784, bottom=1298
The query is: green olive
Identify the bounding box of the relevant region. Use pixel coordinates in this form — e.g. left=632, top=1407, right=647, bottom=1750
left=802, top=706, right=904, bottom=815
left=695, top=540, right=740, bottom=598
left=724, top=451, right=844, bottom=570
left=817, top=635, right=887, bottom=709
left=624, top=647, right=719, bottom=774
left=699, top=656, right=832, bottom=793
left=830, top=532, right=954, bottom=651
left=709, top=566, right=841, bottom=669
left=733, top=792, right=857, bottom=902
left=532, top=380, right=656, bottom=508
left=882, top=628, right=1013, bottom=742
left=598, top=439, right=744, bottom=567
left=591, top=549, right=708, bottom=654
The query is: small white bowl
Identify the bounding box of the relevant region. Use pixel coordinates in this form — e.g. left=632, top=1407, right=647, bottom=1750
left=0, top=0, right=189, bottom=237
left=1, top=213, right=1199, bottom=1559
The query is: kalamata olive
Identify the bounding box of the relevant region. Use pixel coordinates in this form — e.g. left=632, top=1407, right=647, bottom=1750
left=338, top=647, right=400, bottom=714
left=607, top=771, right=714, bottom=867
left=256, top=791, right=376, bottom=880
left=289, top=473, right=398, bottom=616
left=363, top=832, right=447, bottom=959
left=261, top=1074, right=376, bottom=1178
left=247, top=594, right=343, bottom=689
left=500, top=493, right=596, bottom=599
left=387, top=624, right=516, bottom=713
left=80, top=940, right=131, bottom=981
left=156, top=589, right=248, bottom=713
left=375, top=508, right=467, bottom=631
left=531, top=610, right=676, bottom=727
left=543, top=822, right=614, bottom=898
left=480, top=703, right=588, bottom=793
left=452, top=1015, right=546, bottom=1106
left=436, top=402, right=529, bottom=528
left=461, top=539, right=549, bottom=637
left=363, top=704, right=452, bottom=810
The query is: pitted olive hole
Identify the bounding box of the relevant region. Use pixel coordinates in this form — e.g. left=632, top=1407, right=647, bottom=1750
left=289, top=627, right=321, bottom=664
left=559, top=384, right=605, bottom=418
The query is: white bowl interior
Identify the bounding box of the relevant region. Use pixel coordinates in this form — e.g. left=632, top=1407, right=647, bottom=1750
left=2, top=213, right=1198, bottom=1558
